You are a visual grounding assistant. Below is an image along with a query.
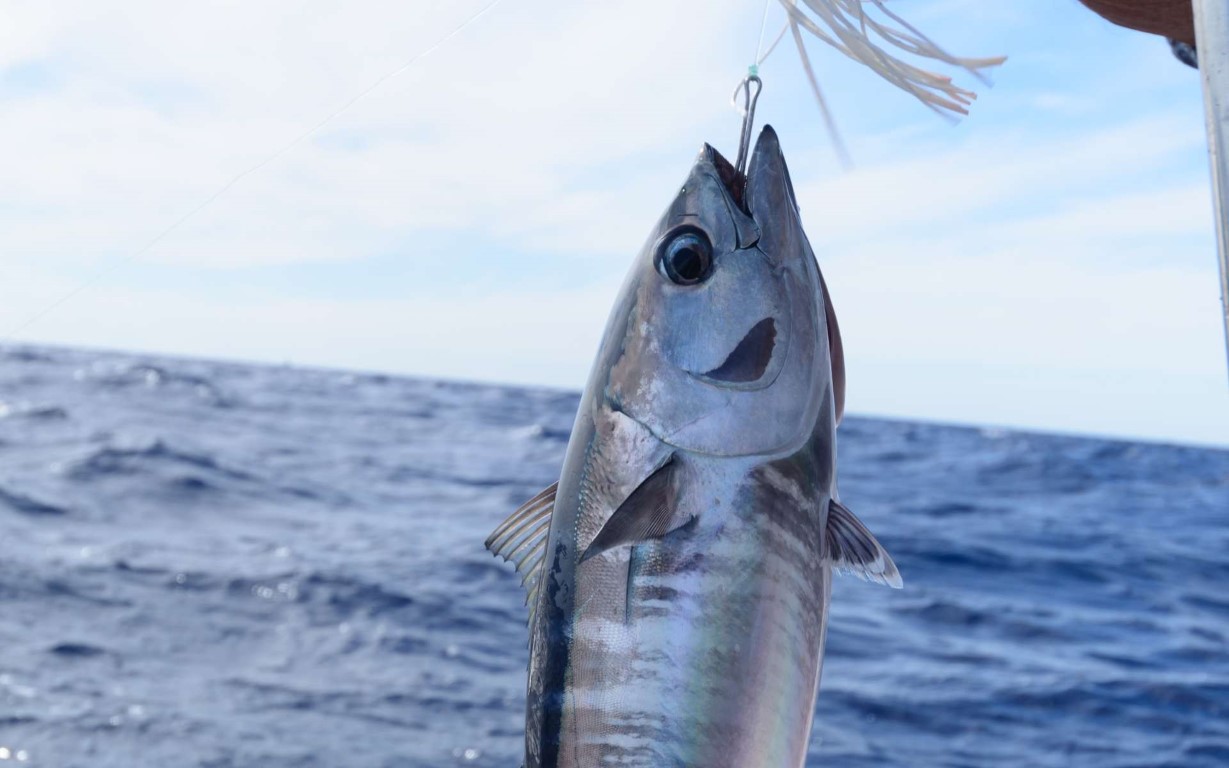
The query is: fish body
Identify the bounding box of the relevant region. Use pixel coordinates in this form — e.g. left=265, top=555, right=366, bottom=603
left=487, top=127, right=899, bottom=768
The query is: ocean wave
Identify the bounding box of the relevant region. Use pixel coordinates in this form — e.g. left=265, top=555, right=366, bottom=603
left=0, top=485, right=68, bottom=516
left=75, top=361, right=232, bottom=407
left=65, top=439, right=257, bottom=483
left=0, top=343, right=1223, bottom=768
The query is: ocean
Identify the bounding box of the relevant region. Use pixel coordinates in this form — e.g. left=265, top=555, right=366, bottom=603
left=0, top=343, right=1225, bottom=767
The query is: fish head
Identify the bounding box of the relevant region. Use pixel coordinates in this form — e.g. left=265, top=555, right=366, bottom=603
left=602, top=126, right=844, bottom=458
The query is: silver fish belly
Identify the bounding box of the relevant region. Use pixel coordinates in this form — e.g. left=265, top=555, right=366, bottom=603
left=487, top=127, right=901, bottom=768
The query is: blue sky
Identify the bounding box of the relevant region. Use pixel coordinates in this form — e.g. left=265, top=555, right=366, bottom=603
left=0, top=0, right=1225, bottom=446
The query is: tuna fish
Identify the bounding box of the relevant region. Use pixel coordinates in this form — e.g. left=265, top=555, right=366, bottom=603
left=486, top=126, right=901, bottom=768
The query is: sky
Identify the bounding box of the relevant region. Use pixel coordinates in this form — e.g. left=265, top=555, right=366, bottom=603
left=1, top=0, right=1226, bottom=447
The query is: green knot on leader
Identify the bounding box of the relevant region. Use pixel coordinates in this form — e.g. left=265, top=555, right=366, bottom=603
left=732, top=69, right=762, bottom=178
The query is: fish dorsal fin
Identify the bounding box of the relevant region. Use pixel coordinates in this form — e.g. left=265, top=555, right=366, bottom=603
left=819, top=273, right=845, bottom=425
left=826, top=499, right=902, bottom=588
left=486, top=482, right=556, bottom=626
left=580, top=456, right=686, bottom=563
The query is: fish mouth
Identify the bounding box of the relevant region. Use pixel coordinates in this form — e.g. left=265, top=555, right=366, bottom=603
left=703, top=144, right=747, bottom=211
left=693, top=317, right=777, bottom=387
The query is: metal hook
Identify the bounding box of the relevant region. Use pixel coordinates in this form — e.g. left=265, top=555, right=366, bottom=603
left=733, top=73, right=762, bottom=177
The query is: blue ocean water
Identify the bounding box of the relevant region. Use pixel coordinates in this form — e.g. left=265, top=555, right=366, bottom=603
left=0, top=343, right=1225, bottom=767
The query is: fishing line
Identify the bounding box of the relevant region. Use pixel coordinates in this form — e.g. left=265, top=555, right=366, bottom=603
left=732, top=0, right=773, bottom=168
left=754, top=0, right=774, bottom=66
left=2, top=0, right=505, bottom=343
left=757, top=23, right=790, bottom=67
left=790, top=17, right=851, bottom=169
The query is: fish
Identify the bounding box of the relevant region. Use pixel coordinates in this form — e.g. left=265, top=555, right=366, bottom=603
left=486, top=126, right=901, bottom=768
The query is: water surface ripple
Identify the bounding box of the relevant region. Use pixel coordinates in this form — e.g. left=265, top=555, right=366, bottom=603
left=0, top=344, right=1225, bottom=766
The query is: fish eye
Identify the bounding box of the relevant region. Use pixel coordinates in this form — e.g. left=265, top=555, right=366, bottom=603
left=657, top=227, right=713, bottom=286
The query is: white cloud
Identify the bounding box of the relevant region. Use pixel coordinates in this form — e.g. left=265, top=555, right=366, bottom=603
left=795, top=114, right=1209, bottom=245
left=794, top=118, right=1228, bottom=446
left=0, top=0, right=1224, bottom=445
left=0, top=0, right=753, bottom=268
left=0, top=267, right=618, bottom=390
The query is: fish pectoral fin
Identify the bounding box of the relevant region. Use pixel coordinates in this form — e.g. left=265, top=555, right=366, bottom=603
left=486, top=482, right=556, bottom=626
left=826, top=499, right=903, bottom=589
left=580, top=455, right=687, bottom=563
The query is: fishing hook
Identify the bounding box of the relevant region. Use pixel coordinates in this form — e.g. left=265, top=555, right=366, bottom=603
left=733, top=72, right=763, bottom=178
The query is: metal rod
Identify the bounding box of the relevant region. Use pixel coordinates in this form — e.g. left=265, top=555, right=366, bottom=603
left=1192, top=0, right=1229, bottom=381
